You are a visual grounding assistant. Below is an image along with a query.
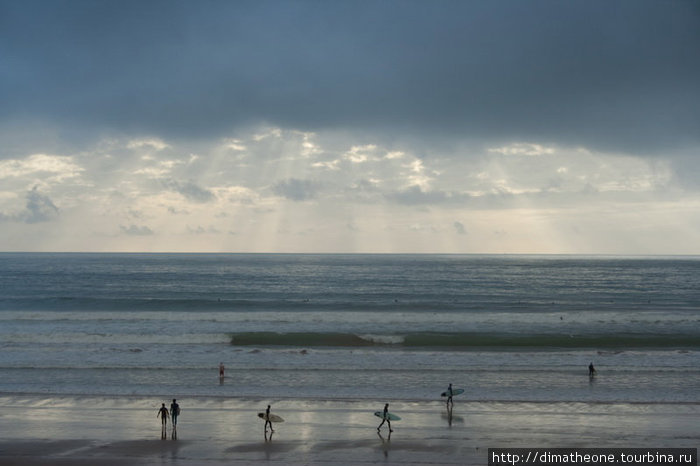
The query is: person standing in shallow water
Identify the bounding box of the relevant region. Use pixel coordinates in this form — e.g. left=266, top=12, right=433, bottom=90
left=377, top=403, right=393, bottom=433
left=589, top=362, right=596, bottom=376
left=446, top=383, right=454, bottom=408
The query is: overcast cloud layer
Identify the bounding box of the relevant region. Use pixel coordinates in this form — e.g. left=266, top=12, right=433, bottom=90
left=1, top=0, right=699, bottom=253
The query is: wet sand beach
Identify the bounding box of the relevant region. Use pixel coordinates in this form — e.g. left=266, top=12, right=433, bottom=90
left=0, top=396, right=697, bottom=465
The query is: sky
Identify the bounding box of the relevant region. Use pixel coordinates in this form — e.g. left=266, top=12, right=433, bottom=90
left=1, top=0, right=699, bottom=254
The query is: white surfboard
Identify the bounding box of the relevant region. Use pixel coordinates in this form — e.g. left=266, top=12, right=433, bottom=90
left=441, top=388, right=465, bottom=397
left=374, top=411, right=401, bottom=421
left=258, top=412, right=284, bottom=423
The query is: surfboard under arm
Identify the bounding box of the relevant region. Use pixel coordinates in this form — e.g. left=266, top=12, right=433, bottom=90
left=258, top=412, right=284, bottom=423
left=373, top=411, right=401, bottom=421
left=440, top=388, right=465, bottom=397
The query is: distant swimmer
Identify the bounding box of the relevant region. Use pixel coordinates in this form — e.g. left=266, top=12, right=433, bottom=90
left=588, top=362, right=596, bottom=376
left=219, top=362, right=225, bottom=378
left=377, top=403, right=393, bottom=433
left=170, top=399, right=180, bottom=426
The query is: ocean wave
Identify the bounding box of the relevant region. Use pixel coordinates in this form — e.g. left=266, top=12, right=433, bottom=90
left=0, top=332, right=231, bottom=345
left=228, top=331, right=700, bottom=349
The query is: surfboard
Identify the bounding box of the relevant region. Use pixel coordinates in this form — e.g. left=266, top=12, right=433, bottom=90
left=440, top=388, right=465, bottom=397
left=374, top=411, right=401, bottom=421
left=258, top=412, right=284, bottom=423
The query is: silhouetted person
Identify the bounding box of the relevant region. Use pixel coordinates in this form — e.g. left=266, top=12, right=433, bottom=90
left=377, top=403, right=393, bottom=433
left=264, top=405, right=274, bottom=434
left=446, top=383, right=454, bottom=408
left=157, top=403, right=169, bottom=438
left=219, top=362, right=225, bottom=379
left=589, top=362, right=596, bottom=376
left=170, top=399, right=180, bottom=426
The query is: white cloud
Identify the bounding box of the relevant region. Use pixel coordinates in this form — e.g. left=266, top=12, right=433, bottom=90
left=133, top=159, right=185, bottom=177
left=345, top=145, right=378, bottom=163
left=488, top=143, right=556, bottom=156
left=127, top=138, right=170, bottom=151
left=0, top=154, right=83, bottom=181
left=0, top=127, right=697, bottom=253
left=385, top=151, right=405, bottom=160
left=405, top=159, right=433, bottom=189
left=221, top=138, right=247, bottom=151
left=252, top=127, right=282, bottom=141
left=300, top=133, right=321, bottom=157
left=311, top=159, right=341, bottom=170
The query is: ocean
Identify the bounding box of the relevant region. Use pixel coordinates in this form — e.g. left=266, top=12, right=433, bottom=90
left=1, top=253, right=699, bottom=404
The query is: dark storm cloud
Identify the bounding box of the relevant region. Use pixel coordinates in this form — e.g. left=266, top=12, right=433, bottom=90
left=1, top=0, right=698, bottom=154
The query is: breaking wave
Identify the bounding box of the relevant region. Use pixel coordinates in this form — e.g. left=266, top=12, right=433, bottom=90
left=229, top=332, right=700, bottom=349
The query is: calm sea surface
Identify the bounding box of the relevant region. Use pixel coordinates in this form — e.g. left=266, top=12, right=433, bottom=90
left=1, top=253, right=699, bottom=402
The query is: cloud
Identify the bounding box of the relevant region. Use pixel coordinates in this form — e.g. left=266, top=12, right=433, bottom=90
left=127, top=138, right=170, bottom=151
left=488, top=143, right=556, bottom=157
left=167, top=206, right=189, bottom=215
left=1, top=1, right=697, bottom=156
left=272, top=178, right=321, bottom=201
left=0, top=128, right=698, bottom=253
left=0, top=1, right=699, bottom=254
left=162, top=179, right=215, bottom=203
left=15, top=186, right=59, bottom=224
left=387, top=186, right=452, bottom=205
left=120, top=224, right=154, bottom=236
left=345, top=145, right=379, bottom=164
left=0, top=154, right=83, bottom=181
left=187, top=225, right=221, bottom=235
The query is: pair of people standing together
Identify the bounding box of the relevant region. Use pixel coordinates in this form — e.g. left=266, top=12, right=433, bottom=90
left=157, top=399, right=180, bottom=435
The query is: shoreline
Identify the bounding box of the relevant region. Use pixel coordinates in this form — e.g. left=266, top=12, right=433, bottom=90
left=3, top=391, right=699, bottom=405
left=1, top=395, right=698, bottom=465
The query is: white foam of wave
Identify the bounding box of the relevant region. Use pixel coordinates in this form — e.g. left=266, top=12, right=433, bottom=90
left=357, top=334, right=405, bottom=345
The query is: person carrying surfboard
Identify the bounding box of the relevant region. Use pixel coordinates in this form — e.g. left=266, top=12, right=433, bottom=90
left=446, top=383, right=454, bottom=408
left=170, top=399, right=180, bottom=426
left=377, top=403, right=393, bottom=433
left=264, top=405, right=274, bottom=433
